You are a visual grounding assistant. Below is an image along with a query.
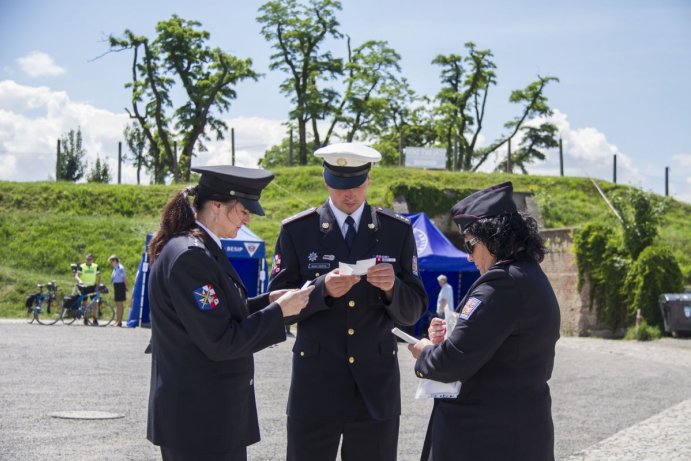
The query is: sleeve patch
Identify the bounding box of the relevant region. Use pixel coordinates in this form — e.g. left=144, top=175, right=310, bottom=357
left=193, top=284, right=220, bottom=311
left=271, top=253, right=282, bottom=276
left=459, top=297, right=482, bottom=320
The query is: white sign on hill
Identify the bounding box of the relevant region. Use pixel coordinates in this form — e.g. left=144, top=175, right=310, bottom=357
left=404, top=147, right=447, bottom=169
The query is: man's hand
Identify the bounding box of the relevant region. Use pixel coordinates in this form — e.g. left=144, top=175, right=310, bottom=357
left=324, top=269, right=361, bottom=298
left=366, top=263, right=395, bottom=299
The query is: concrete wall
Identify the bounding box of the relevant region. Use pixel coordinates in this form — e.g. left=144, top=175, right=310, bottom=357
left=540, top=228, right=598, bottom=336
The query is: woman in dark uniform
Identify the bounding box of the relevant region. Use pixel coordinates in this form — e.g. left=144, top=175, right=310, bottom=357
left=408, top=181, right=560, bottom=461
left=146, top=165, right=314, bottom=461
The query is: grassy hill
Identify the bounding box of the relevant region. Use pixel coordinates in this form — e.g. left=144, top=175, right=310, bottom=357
left=1, top=167, right=689, bottom=318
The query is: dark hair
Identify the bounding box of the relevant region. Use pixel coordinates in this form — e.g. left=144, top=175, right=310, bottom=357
left=465, top=212, right=546, bottom=263
left=148, top=185, right=236, bottom=263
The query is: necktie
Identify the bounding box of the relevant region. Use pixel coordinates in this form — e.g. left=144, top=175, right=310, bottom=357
left=344, top=216, right=356, bottom=251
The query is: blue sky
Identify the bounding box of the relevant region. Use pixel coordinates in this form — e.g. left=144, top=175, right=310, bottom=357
left=1, top=0, right=689, bottom=201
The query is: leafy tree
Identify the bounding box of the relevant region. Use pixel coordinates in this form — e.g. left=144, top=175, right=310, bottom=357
left=494, top=122, right=559, bottom=174
left=624, top=246, right=682, bottom=327
left=326, top=38, right=402, bottom=143
left=258, top=136, right=322, bottom=168
left=123, top=123, right=149, bottom=185
left=57, top=128, right=87, bottom=182
left=108, top=15, right=258, bottom=183
left=612, top=188, right=667, bottom=260
left=375, top=96, right=438, bottom=166
left=87, top=156, right=112, bottom=183
left=432, top=43, right=559, bottom=172
left=575, top=187, right=681, bottom=331
left=258, top=0, right=343, bottom=165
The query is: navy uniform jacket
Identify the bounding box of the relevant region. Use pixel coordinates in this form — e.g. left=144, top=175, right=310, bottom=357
left=415, top=260, right=560, bottom=461
left=147, top=228, right=286, bottom=453
left=268, top=202, right=428, bottom=422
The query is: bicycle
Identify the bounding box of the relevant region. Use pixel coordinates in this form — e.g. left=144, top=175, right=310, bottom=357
left=24, top=281, right=63, bottom=325
left=60, top=283, right=115, bottom=327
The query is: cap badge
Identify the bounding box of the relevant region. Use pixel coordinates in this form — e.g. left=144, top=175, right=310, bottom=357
left=336, top=158, right=348, bottom=166
left=229, top=190, right=235, bottom=196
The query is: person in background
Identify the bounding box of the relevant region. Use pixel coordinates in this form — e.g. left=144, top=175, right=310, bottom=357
left=435, top=274, right=454, bottom=319
left=75, top=253, right=101, bottom=325
left=408, top=181, right=560, bottom=461
left=269, top=143, right=428, bottom=461
left=108, top=255, right=128, bottom=327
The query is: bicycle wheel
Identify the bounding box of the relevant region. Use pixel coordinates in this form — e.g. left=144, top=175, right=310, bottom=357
left=25, top=303, right=36, bottom=324
left=36, top=294, right=63, bottom=325
left=61, top=304, right=78, bottom=325
left=89, top=300, right=114, bottom=327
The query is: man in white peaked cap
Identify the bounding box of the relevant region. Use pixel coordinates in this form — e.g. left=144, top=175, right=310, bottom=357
left=268, top=142, right=428, bottom=461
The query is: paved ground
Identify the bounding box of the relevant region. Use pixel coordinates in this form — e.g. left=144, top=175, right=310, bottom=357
left=1, top=320, right=690, bottom=460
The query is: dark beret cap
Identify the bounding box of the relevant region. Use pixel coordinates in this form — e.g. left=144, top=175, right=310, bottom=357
left=190, top=165, right=274, bottom=216
left=451, top=181, right=517, bottom=233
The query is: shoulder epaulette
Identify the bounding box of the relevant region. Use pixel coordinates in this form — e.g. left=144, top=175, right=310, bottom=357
left=281, top=207, right=317, bottom=225
left=187, top=235, right=205, bottom=250
left=375, top=207, right=411, bottom=225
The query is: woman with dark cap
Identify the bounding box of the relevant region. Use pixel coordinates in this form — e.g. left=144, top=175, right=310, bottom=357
left=146, top=165, right=314, bottom=461
left=407, top=181, right=560, bottom=461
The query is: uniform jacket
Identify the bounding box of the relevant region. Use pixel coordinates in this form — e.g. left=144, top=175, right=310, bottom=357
left=415, top=259, right=560, bottom=461
left=269, top=201, right=428, bottom=422
left=147, top=228, right=286, bottom=453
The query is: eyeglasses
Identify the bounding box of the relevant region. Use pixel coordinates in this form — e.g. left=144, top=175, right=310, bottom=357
left=463, top=237, right=479, bottom=255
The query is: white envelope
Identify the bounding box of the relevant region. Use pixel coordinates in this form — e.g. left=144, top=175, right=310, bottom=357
left=415, top=379, right=461, bottom=399
left=339, top=258, right=376, bottom=276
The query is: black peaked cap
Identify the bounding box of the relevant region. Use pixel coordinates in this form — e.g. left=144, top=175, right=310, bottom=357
left=451, top=181, right=517, bottom=233
left=191, top=165, right=274, bottom=216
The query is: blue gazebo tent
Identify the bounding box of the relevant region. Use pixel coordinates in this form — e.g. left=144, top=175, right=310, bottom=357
left=404, top=212, right=480, bottom=335
left=126, top=226, right=268, bottom=328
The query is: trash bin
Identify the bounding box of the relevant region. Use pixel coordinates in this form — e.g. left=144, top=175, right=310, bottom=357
left=658, top=293, right=691, bottom=336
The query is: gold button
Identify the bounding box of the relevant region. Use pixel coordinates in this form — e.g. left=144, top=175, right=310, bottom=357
left=322, top=223, right=329, bottom=229
left=250, top=378, right=254, bottom=386
left=393, top=350, right=396, bottom=355
left=348, top=356, right=355, bottom=364
left=300, top=351, right=305, bottom=357
left=348, top=300, right=355, bottom=308
left=315, top=273, right=320, bottom=277
left=348, top=328, right=354, bottom=335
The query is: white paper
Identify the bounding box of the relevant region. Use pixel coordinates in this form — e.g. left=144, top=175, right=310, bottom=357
left=415, top=379, right=461, bottom=399
left=338, top=258, right=376, bottom=276
left=391, top=327, right=419, bottom=344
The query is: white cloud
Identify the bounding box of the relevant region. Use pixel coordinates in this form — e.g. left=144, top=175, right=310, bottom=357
left=0, top=80, right=284, bottom=184
left=16, top=52, right=66, bottom=78
left=0, top=80, right=127, bottom=182
left=672, top=153, right=691, bottom=168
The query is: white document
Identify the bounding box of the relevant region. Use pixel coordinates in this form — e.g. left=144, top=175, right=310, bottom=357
left=338, top=258, right=376, bottom=276
left=391, top=327, right=419, bottom=344
left=415, top=379, right=461, bottom=399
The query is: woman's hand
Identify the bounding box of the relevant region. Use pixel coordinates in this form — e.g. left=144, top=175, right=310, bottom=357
left=269, top=289, right=290, bottom=303
left=428, top=317, right=446, bottom=345
left=275, top=285, right=315, bottom=317
left=408, top=338, right=433, bottom=359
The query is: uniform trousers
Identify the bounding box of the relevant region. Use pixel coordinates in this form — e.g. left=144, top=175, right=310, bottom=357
left=160, top=445, right=246, bottom=461
left=287, top=390, right=399, bottom=461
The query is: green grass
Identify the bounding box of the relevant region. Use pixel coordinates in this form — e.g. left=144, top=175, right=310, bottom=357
left=1, top=168, right=689, bottom=318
